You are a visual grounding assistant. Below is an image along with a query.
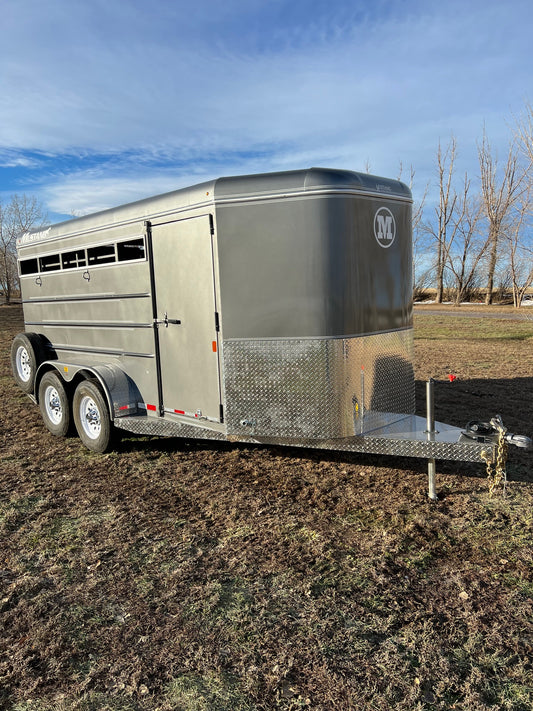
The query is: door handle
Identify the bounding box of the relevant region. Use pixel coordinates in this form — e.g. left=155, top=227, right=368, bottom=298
left=164, top=311, right=181, bottom=327
left=154, top=312, right=181, bottom=327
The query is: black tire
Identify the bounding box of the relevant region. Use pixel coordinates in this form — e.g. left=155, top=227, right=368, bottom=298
left=38, top=370, right=71, bottom=437
left=11, top=332, right=47, bottom=394
left=73, top=379, right=112, bottom=453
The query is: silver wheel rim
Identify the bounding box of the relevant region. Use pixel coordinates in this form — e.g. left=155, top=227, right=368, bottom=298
left=16, top=346, right=32, bottom=382
left=79, top=395, right=101, bottom=440
left=44, top=384, right=63, bottom=425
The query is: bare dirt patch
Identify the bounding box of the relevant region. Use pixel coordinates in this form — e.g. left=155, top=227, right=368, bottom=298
left=1, top=305, right=532, bottom=710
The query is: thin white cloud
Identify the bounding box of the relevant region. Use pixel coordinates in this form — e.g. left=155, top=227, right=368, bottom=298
left=42, top=174, right=192, bottom=217
left=0, top=150, right=42, bottom=169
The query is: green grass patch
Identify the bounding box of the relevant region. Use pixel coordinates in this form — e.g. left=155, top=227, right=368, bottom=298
left=165, top=672, right=256, bottom=711
left=414, top=314, right=533, bottom=341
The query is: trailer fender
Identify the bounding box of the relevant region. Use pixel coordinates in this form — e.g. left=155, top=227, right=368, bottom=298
left=35, top=362, right=142, bottom=421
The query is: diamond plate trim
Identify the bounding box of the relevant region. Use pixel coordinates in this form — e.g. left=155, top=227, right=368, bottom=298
left=113, top=413, right=494, bottom=462
left=114, top=415, right=226, bottom=440
left=223, top=330, right=414, bottom=439
left=243, top=434, right=494, bottom=463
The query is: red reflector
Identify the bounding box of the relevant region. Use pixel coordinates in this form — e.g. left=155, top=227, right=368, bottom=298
left=448, top=374, right=457, bottom=382
left=147, top=404, right=156, bottom=411
left=212, top=341, right=217, bottom=352
left=174, top=409, right=185, bottom=415
left=119, top=405, right=129, bottom=411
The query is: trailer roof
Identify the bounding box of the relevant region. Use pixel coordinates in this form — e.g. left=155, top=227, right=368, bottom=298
left=214, top=167, right=411, bottom=200
left=19, top=167, right=411, bottom=246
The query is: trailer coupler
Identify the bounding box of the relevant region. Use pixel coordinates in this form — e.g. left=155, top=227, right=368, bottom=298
left=462, top=416, right=532, bottom=450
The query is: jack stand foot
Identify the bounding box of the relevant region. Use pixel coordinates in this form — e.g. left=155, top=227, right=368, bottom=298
left=426, top=381, right=438, bottom=501
left=428, top=458, right=438, bottom=501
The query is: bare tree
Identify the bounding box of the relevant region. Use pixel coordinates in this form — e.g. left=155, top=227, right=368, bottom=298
left=504, top=183, right=533, bottom=307
left=0, top=194, right=46, bottom=303
left=424, top=137, right=459, bottom=303
left=478, top=130, right=526, bottom=305
left=399, top=164, right=431, bottom=299
left=397, top=162, right=428, bottom=231
left=515, top=100, right=533, bottom=163
left=446, top=176, right=488, bottom=304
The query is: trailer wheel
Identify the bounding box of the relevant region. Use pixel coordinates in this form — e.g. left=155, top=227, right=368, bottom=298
left=73, top=379, right=111, bottom=453
left=38, top=370, right=71, bottom=437
left=11, top=333, right=46, bottom=394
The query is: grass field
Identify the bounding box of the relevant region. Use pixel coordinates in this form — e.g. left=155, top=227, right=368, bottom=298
left=1, top=305, right=532, bottom=711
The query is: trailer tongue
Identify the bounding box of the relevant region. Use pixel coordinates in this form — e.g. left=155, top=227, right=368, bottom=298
left=13, top=167, right=531, bottom=498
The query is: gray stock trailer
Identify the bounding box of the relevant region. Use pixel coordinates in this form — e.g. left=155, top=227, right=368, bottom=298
left=12, top=168, right=531, bottom=498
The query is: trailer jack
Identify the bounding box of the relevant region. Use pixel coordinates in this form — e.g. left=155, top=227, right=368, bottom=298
left=425, top=380, right=531, bottom=501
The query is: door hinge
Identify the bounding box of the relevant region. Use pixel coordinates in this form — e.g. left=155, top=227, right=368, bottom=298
left=209, top=214, right=215, bottom=235
left=215, top=312, right=220, bottom=331
left=219, top=404, right=224, bottom=423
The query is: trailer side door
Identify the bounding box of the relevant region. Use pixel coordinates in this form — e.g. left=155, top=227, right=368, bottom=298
left=149, top=215, right=222, bottom=422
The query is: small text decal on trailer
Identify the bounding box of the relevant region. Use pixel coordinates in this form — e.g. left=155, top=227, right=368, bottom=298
left=374, top=207, right=396, bottom=248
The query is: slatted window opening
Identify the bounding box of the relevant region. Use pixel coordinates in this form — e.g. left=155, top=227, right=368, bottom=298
left=19, top=258, right=39, bottom=276
left=62, top=249, right=87, bottom=269
left=117, top=238, right=145, bottom=262
left=19, top=237, right=146, bottom=276
left=87, top=244, right=116, bottom=265
left=39, top=254, right=61, bottom=272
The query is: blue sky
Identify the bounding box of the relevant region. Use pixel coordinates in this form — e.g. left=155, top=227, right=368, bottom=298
left=1, top=0, right=532, bottom=223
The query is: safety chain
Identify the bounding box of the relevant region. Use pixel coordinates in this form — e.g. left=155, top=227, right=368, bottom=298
left=481, top=416, right=509, bottom=496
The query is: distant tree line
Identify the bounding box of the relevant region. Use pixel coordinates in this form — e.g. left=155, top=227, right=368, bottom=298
left=413, top=102, right=533, bottom=307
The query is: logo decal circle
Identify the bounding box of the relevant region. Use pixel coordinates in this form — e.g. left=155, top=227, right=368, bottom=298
left=374, top=207, right=396, bottom=248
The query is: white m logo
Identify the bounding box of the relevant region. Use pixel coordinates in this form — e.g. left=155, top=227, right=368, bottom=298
left=374, top=207, right=396, bottom=248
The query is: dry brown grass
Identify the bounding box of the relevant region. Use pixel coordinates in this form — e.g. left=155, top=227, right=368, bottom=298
left=1, top=305, right=532, bottom=710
